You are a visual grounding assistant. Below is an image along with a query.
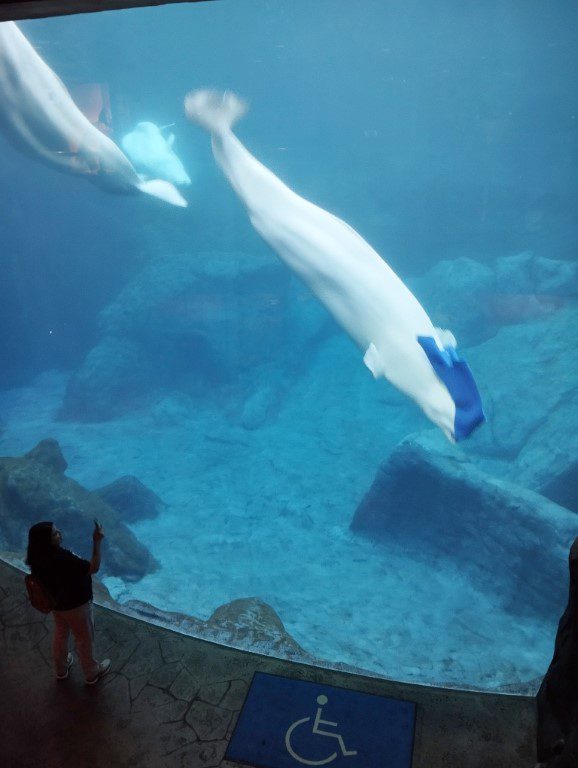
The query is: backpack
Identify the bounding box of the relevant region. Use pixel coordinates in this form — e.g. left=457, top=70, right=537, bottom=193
left=25, top=574, right=56, bottom=613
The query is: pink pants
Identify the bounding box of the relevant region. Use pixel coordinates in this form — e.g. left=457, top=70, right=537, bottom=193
left=52, top=600, right=99, bottom=680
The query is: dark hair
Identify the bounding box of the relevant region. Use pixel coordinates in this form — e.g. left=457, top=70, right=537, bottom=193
left=26, top=521, right=54, bottom=571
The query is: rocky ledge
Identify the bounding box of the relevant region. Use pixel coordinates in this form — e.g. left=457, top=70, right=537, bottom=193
left=0, top=439, right=159, bottom=581
left=351, top=433, right=578, bottom=621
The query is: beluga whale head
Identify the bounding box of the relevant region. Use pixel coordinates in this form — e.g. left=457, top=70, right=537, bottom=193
left=121, top=122, right=191, bottom=186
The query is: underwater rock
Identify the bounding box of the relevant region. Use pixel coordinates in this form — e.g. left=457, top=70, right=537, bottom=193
left=408, top=257, right=495, bottom=345
left=0, top=440, right=159, bottom=581
left=408, top=251, right=577, bottom=347
left=350, top=434, right=578, bottom=620
left=60, top=336, right=155, bottom=421
left=465, top=304, right=578, bottom=463
left=24, top=438, right=68, bottom=474
left=60, top=251, right=329, bottom=421
left=495, top=251, right=577, bottom=297
left=509, top=387, right=578, bottom=495
left=240, top=383, right=283, bottom=430
left=99, top=250, right=291, bottom=375
left=94, top=475, right=166, bottom=522
left=206, top=597, right=312, bottom=658
left=123, top=596, right=315, bottom=661
left=539, top=460, right=578, bottom=515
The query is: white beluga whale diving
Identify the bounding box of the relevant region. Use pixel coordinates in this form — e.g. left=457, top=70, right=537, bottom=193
left=0, top=21, right=187, bottom=207
left=121, top=122, right=191, bottom=187
left=184, top=90, right=485, bottom=441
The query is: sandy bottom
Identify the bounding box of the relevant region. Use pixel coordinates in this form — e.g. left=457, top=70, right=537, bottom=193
left=0, top=369, right=553, bottom=689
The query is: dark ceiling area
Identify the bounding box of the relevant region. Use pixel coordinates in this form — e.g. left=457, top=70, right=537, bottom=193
left=0, top=0, right=213, bottom=22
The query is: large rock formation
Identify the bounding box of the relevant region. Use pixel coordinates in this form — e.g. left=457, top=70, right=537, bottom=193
left=123, top=596, right=316, bottom=662
left=0, top=439, right=158, bottom=581
left=351, top=434, right=578, bottom=620
left=408, top=251, right=577, bottom=347
left=59, top=250, right=329, bottom=422
left=463, top=304, right=578, bottom=498
left=406, top=253, right=577, bottom=494
left=119, top=594, right=398, bottom=679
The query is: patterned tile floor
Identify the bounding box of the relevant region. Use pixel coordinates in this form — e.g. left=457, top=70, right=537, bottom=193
left=0, top=557, right=536, bottom=768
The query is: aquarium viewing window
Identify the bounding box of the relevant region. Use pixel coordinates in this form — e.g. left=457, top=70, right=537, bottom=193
left=0, top=0, right=576, bottom=692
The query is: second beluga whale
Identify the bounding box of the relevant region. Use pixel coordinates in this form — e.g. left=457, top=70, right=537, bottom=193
left=0, top=21, right=186, bottom=207
left=184, top=90, right=485, bottom=442
left=121, top=122, right=191, bottom=187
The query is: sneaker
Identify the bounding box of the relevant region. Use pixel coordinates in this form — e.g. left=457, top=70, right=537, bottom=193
left=56, top=653, right=74, bottom=680
left=85, top=659, right=111, bottom=686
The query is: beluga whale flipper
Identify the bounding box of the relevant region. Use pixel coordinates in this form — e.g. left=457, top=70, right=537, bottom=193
left=0, top=21, right=187, bottom=207
left=184, top=90, right=485, bottom=441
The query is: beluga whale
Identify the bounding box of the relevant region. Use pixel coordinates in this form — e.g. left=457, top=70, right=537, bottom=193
left=0, top=21, right=186, bottom=207
left=121, top=122, right=191, bottom=187
left=184, top=90, right=485, bottom=441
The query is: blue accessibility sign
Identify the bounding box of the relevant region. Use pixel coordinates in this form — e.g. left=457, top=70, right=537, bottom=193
left=226, top=671, right=416, bottom=768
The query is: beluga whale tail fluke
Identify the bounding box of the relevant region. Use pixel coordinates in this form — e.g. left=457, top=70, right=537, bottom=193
left=0, top=21, right=187, bottom=208
left=184, top=88, right=485, bottom=442
left=185, top=90, right=247, bottom=134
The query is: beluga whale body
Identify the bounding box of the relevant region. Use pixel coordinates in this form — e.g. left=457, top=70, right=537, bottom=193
left=184, top=90, right=485, bottom=441
left=121, top=122, right=191, bottom=186
left=0, top=21, right=186, bottom=207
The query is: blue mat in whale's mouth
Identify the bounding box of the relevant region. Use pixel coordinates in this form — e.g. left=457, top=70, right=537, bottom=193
left=418, top=335, right=486, bottom=441
left=226, top=671, right=416, bottom=768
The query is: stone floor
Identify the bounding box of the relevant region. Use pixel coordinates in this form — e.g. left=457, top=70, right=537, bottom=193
left=1, top=557, right=537, bottom=768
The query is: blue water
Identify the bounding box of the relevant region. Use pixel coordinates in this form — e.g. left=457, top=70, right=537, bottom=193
left=0, top=0, right=577, bottom=689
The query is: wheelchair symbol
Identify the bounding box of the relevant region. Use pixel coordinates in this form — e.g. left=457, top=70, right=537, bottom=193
left=285, top=694, right=358, bottom=765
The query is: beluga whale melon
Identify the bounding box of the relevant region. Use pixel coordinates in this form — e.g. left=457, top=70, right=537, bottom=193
left=184, top=89, right=485, bottom=442
left=0, top=21, right=187, bottom=207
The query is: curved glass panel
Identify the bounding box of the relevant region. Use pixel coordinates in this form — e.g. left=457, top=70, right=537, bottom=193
left=1, top=0, right=576, bottom=690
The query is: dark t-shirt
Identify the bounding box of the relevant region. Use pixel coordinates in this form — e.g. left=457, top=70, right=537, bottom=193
left=33, top=548, right=92, bottom=611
